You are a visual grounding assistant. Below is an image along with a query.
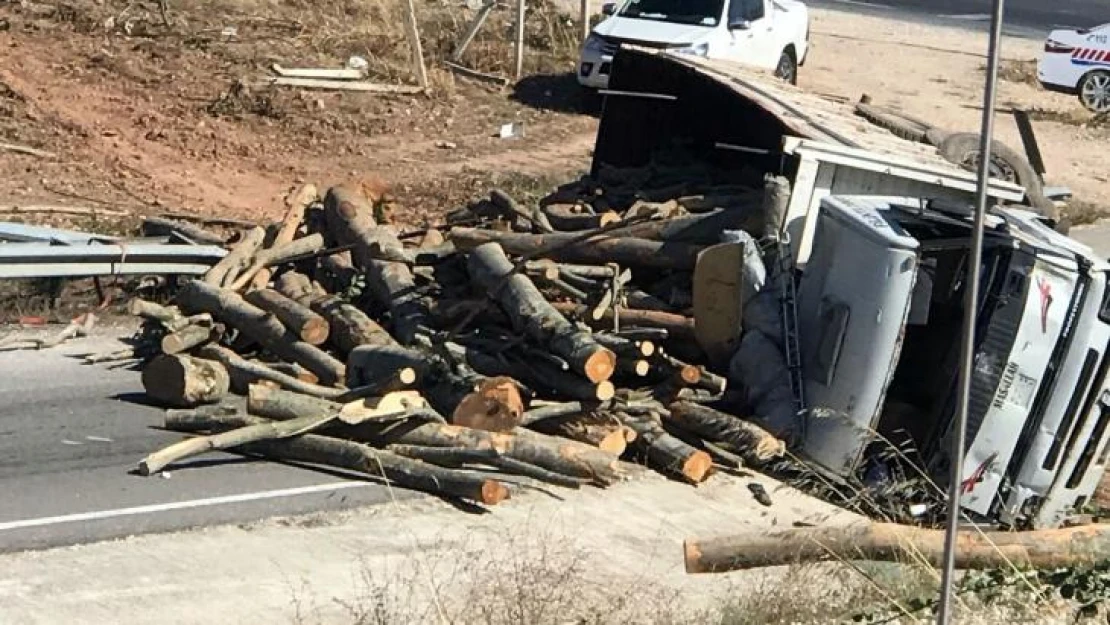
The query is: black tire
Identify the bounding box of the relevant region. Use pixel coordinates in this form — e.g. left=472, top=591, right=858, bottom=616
left=935, top=132, right=1058, bottom=221
left=854, top=103, right=931, bottom=143
left=774, top=49, right=797, bottom=86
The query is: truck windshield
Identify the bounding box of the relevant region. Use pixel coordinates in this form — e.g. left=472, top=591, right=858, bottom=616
left=617, top=0, right=725, bottom=27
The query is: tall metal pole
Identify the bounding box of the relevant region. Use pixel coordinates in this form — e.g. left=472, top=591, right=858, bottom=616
left=936, top=0, right=1006, bottom=622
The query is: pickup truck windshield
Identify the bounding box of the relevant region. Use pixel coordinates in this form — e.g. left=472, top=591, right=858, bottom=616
left=618, top=0, right=725, bottom=27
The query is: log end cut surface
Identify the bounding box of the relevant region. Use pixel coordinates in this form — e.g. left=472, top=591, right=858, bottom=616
left=584, top=349, right=617, bottom=384
left=481, top=480, right=511, bottom=505
left=682, top=450, right=714, bottom=483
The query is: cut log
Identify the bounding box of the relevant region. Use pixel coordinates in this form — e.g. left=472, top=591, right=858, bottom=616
left=264, top=361, right=318, bottom=384
left=318, top=251, right=360, bottom=293
left=141, top=217, right=226, bottom=245
left=490, top=188, right=554, bottom=233
left=619, top=412, right=713, bottom=484
left=248, top=384, right=340, bottom=419
left=231, top=233, right=326, bottom=291
left=160, top=322, right=222, bottom=355
left=682, top=521, right=1110, bottom=574
left=466, top=242, right=615, bottom=383
left=531, top=412, right=633, bottom=456
left=203, top=226, right=266, bottom=287
left=541, top=204, right=621, bottom=231
left=386, top=444, right=585, bottom=488
left=603, top=207, right=762, bottom=244
left=159, top=411, right=508, bottom=504
left=141, top=354, right=230, bottom=407
left=451, top=376, right=524, bottom=432
left=244, top=288, right=330, bottom=346
left=551, top=302, right=696, bottom=340
left=163, top=313, right=214, bottom=334
left=128, top=298, right=181, bottom=323
left=139, top=411, right=338, bottom=475
left=195, top=344, right=347, bottom=400
left=323, top=184, right=429, bottom=344
left=176, top=280, right=345, bottom=386
left=345, top=344, right=425, bottom=390
left=449, top=228, right=704, bottom=270
left=418, top=228, right=445, bottom=248
left=245, top=183, right=318, bottom=290
left=666, top=401, right=784, bottom=465
left=461, top=346, right=614, bottom=402
left=276, top=271, right=395, bottom=355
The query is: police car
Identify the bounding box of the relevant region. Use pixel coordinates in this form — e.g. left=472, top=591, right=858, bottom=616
left=1038, top=23, right=1110, bottom=113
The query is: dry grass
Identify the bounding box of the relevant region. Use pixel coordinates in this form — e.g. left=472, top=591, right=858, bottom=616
left=998, top=59, right=1040, bottom=87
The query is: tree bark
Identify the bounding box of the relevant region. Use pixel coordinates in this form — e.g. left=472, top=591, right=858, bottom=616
left=683, top=522, right=1110, bottom=574
left=489, top=188, right=554, bottom=233
left=551, top=302, right=696, bottom=340
left=666, top=401, right=784, bottom=465
left=161, top=322, right=222, bottom=355
left=160, top=411, right=508, bottom=504
left=386, top=444, right=585, bottom=488
left=128, top=298, right=181, bottom=324
left=177, top=280, right=345, bottom=386
left=530, top=412, right=634, bottom=456
left=203, top=226, right=266, bottom=287
left=196, top=344, right=347, bottom=399
left=276, top=271, right=396, bottom=356
left=345, top=344, right=425, bottom=390
left=448, top=228, right=704, bottom=270
left=466, top=242, right=615, bottom=383
left=245, top=183, right=317, bottom=290
left=244, top=288, right=330, bottom=346
left=541, top=204, right=621, bottom=231
left=602, top=207, right=762, bottom=244
left=461, top=346, right=614, bottom=402
left=451, top=376, right=524, bottom=433
left=619, top=412, right=712, bottom=484
left=141, top=353, right=230, bottom=407
left=323, top=184, right=428, bottom=344
left=230, top=233, right=326, bottom=291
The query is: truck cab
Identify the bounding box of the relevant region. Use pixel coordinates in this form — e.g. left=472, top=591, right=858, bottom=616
left=796, top=195, right=1110, bottom=528
left=578, top=0, right=810, bottom=89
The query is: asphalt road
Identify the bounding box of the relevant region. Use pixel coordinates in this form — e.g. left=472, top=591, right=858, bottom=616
left=0, top=332, right=407, bottom=554
left=814, top=0, right=1110, bottom=32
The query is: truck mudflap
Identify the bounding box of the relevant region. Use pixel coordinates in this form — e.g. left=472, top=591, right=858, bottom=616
left=958, top=253, right=1080, bottom=517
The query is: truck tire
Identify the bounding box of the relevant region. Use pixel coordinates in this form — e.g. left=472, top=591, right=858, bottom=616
left=774, top=49, right=797, bottom=85
left=854, top=103, right=931, bottom=143
left=935, top=132, right=1058, bottom=220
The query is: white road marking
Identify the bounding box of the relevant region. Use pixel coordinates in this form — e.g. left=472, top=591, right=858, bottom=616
left=0, top=481, right=371, bottom=532
left=60, top=440, right=83, bottom=446
left=85, top=436, right=113, bottom=443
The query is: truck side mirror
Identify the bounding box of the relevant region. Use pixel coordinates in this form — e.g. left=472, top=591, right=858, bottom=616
left=729, top=18, right=751, bottom=30
left=602, top=2, right=617, bottom=15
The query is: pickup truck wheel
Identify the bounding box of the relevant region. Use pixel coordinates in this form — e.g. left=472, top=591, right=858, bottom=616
left=936, top=132, right=1058, bottom=221
left=1078, top=70, right=1110, bottom=113
left=774, top=50, right=797, bottom=85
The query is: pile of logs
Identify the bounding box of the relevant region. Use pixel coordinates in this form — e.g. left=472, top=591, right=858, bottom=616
left=130, top=176, right=787, bottom=506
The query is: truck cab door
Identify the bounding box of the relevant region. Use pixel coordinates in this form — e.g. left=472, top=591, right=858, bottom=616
left=724, top=0, right=775, bottom=68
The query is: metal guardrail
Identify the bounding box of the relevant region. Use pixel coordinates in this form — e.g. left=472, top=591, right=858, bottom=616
left=0, top=241, right=227, bottom=279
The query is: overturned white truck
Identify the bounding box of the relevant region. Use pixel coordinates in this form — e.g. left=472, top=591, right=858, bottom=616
left=593, top=46, right=1110, bottom=527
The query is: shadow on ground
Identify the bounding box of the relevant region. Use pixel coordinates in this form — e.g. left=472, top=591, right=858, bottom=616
left=512, top=72, right=603, bottom=116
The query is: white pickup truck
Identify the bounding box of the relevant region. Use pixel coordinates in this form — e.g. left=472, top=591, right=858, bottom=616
left=577, top=0, right=810, bottom=89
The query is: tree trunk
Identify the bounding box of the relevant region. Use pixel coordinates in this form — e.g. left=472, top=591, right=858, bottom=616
left=602, top=207, right=762, bottom=244
left=345, top=344, right=425, bottom=390
left=461, top=346, right=614, bottom=402
left=244, top=288, right=330, bottom=345
left=276, top=271, right=396, bottom=356
left=203, top=226, right=266, bottom=287
left=128, top=298, right=181, bottom=324
left=386, top=444, right=585, bottom=488
left=666, top=401, right=785, bottom=465
left=160, top=411, right=508, bottom=505
left=245, top=183, right=317, bottom=290
left=466, top=242, right=615, bottom=383
left=448, top=228, right=704, bottom=270
left=247, top=384, right=340, bottom=419
left=490, top=188, right=554, bottom=233
left=176, top=280, right=345, bottom=386
left=540, top=204, right=621, bottom=232
left=141, top=353, right=230, bottom=407
left=230, top=233, right=326, bottom=291
left=683, top=522, right=1110, bottom=574
left=196, top=344, right=347, bottom=399
left=619, top=412, right=712, bottom=484
left=551, top=302, right=696, bottom=340
left=530, top=412, right=634, bottom=456
left=161, top=322, right=222, bottom=355
left=323, top=184, right=428, bottom=344
left=139, top=411, right=338, bottom=475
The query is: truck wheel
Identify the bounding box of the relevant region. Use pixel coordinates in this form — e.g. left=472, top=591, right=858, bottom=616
left=936, top=132, right=1058, bottom=220
left=1078, top=70, right=1110, bottom=113
left=774, top=49, right=797, bottom=85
